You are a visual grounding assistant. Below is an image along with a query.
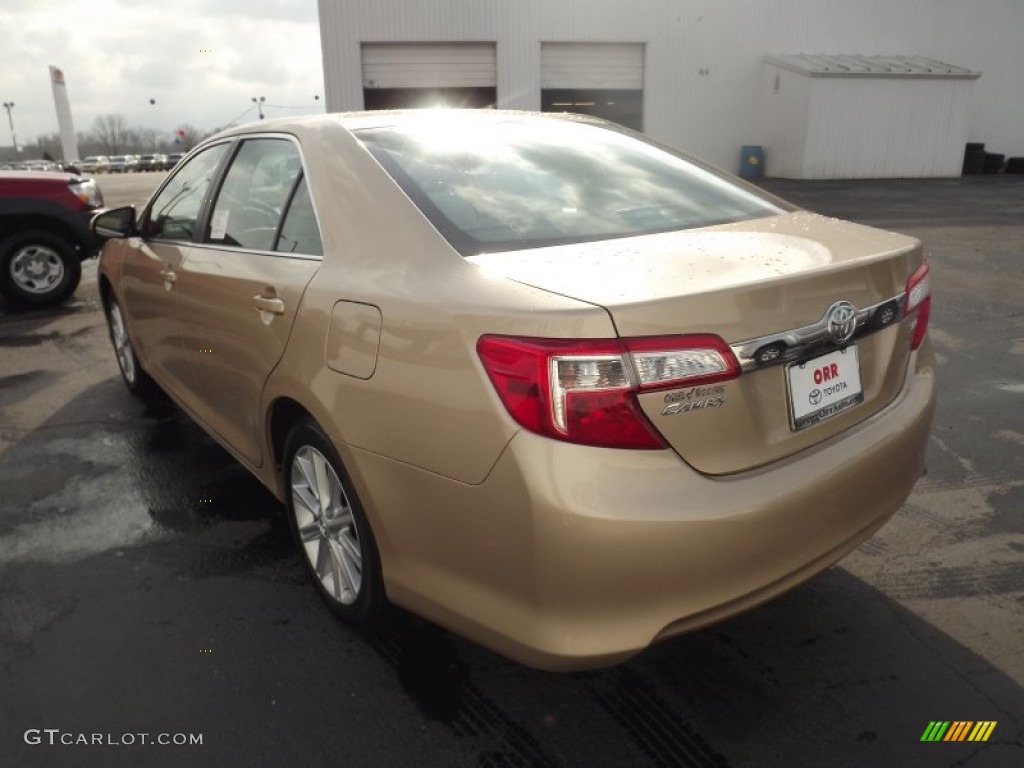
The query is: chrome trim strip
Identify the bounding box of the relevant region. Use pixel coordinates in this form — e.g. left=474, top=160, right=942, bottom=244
left=730, top=293, right=905, bottom=371
left=143, top=132, right=326, bottom=262
left=181, top=241, right=323, bottom=262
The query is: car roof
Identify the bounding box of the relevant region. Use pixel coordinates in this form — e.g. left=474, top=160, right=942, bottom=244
left=206, top=109, right=611, bottom=143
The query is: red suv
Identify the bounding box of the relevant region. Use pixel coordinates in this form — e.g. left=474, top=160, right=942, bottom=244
left=0, top=170, right=104, bottom=306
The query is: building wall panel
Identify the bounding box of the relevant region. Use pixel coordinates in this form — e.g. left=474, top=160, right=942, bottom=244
left=318, top=0, right=1024, bottom=175
left=802, top=78, right=974, bottom=179
left=760, top=68, right=812, bottom=178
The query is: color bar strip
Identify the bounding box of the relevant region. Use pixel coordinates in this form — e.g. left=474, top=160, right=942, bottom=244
left=974, top=721, right=997, bottom=742
left=945, top=721, right=971, bottom=742
left=921, top=721, right=950, bottom=742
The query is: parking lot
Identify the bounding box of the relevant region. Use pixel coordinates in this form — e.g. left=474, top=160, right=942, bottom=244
left=1, top=172, right=1022, bottom=767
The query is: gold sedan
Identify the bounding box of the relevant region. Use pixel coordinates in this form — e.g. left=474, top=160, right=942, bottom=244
left=93, top=111, right=935, bottom=670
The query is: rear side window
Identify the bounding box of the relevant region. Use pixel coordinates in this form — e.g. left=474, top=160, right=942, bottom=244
left=144, top=144, right=229, bottom=240
left=276, top=177, right=322, bottom=256
left=356, top=118, right=785, bottom=255
left=205, top=139, right=304, bottom=251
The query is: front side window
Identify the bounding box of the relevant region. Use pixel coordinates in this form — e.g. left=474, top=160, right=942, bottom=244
left=144, top=144, right=229, bottom=240
left=205, top=139, right=303, bottom=252
left=356, top=117, right=787, bottom=255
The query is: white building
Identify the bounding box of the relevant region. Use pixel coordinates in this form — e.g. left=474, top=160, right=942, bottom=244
left=318, top=0, right=1024, bottom=179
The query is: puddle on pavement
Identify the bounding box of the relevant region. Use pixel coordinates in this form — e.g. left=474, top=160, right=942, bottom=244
left=987, top=484, right=1024, bottom=536
left=371, top=617, right=469, bottom=724
left=0, top=592, right=78, bottom=648
left=0, top=325, right=98, bottom=348
left=0, top=406, right=283, bottom=566
left=0, top=370, right=51, bottom=388
left=0, top=370, right=63, bottom=407
left=0, top=492, right=164, bottom=565
left=181, top=516, right=297, bottom=581
left=0, top=297, right=101, bottom=325
left=396, top=623, right=468, bottom=722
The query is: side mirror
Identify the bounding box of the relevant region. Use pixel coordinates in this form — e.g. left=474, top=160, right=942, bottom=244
left=92, top=206, right=136, bottom=239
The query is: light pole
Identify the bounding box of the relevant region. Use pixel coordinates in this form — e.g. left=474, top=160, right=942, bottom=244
left=2, top=101, right=18, bottom=155
left=251, top=96, right=266, bottom=120
left=148, top=98, right=160, bottom=150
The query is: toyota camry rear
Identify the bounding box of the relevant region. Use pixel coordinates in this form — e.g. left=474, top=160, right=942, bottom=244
left=97, top=111, right=935, bottom=671
left=346, top=113, right=935, bottom=669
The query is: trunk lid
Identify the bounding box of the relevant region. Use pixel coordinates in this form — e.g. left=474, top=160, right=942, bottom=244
left=468, top=211, right=923, bottom=474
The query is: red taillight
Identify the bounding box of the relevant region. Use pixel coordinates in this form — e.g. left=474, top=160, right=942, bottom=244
left=904, top=262, right=931, bottom=351
left=477, top=335, right=741, bottom=450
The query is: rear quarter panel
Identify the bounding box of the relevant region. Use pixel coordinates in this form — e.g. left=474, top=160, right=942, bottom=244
left=261, top=121, right=617, bottom=490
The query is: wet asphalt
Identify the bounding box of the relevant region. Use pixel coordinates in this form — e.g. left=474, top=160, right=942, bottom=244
left=1, top=173, right=1022, bottom=767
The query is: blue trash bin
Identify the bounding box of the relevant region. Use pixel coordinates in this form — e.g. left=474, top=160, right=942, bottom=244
left=740, top=145, right=764, bottom=179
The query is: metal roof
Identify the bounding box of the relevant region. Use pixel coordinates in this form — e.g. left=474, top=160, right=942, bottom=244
left=764, top=54, right=981, bottom=79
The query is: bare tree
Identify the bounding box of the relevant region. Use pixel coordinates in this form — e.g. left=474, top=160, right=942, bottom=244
left=91, top=114, right=130, bottom=154
left=137, top=127, right=157, bottom=151
left=30, top=132, right=63, bottom=159
left=123, top=126, right=142, bottom=152
left=81, top=117, right=215, bottom=155
left=76, top=130, right=105, bottom=158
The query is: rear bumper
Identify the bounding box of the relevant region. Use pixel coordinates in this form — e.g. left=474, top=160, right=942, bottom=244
left=353, top=343, right=936, bottom=670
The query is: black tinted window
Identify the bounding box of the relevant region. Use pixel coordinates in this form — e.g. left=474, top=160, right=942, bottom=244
left=145, top=144, right=229, bottom=240
left=356, top=118, right=785, bottom=255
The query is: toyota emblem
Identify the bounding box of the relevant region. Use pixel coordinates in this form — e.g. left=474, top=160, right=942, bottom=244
left=826, top=301, right=857, bottom=345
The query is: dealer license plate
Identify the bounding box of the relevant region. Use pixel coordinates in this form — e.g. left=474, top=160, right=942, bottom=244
left=787, top=346, right=864, bottom=431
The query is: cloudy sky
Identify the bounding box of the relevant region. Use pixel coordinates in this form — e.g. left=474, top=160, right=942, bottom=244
left=0, top=0, right=324, bottom=146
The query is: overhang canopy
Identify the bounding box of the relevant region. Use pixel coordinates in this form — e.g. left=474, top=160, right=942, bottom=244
left=764, top=54, right=981, bottom=79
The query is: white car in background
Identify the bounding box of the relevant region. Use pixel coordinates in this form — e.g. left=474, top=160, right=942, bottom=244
left=81, top=156, right=110, bottom=173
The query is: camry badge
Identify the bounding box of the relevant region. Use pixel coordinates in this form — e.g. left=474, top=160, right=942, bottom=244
left=826, top=301, right=857, bottom=345
left=661, top=385, right=728, bottom=416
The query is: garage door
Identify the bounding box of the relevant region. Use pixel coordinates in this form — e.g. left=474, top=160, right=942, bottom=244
left=361, top=43, right=497, bottom=110
left=541, top=43, right=644, bottom=130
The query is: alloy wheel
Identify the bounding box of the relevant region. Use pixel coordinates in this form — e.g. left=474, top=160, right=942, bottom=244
left=290, top=445, right=363, bottom=605
left=108, top=302, right=137, bottom=385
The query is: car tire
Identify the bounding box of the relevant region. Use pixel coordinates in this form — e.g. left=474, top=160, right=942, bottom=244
left=983, top=152, right=1005, bottom=174
left=283, top=419, right=387, bottom=632
left=0, top=229, right=82, bottom=307
left=105, top=295, right=158, bottom=398
left=962, top=149, right=986, bottom=175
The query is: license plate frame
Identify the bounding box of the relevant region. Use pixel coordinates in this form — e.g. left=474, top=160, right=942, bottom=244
left=787, top=346, right=864, bottom=431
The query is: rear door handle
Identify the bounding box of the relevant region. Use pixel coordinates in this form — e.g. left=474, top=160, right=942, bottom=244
left=160, top=268, right=177, bottom=288
left=252, top=295, right=285, bottom=315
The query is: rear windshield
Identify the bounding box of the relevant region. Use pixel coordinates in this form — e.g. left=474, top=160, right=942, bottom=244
left=355, top=117, right=785, bottom=255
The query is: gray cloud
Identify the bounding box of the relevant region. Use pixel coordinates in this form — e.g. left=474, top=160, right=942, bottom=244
left=0, top=0, right=323, bottom=147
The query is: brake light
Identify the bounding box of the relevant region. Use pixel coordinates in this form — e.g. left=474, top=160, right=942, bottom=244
left=477, top=335, right=740, bottom=449
left=904, top=262, right=931, bottom=351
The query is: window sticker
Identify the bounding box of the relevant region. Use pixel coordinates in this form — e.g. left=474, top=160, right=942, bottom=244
left=210, top=209, right=230, bottom=240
